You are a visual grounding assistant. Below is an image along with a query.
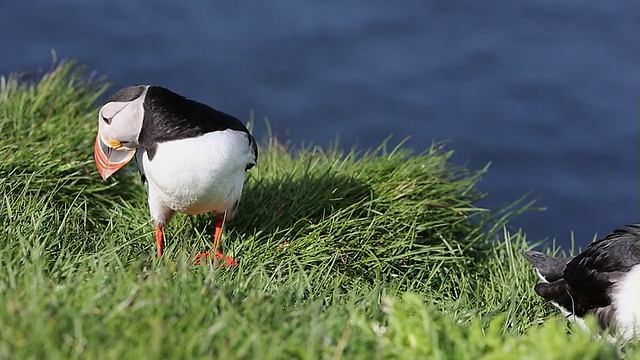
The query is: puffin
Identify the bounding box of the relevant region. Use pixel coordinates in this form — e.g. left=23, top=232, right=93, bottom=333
left=524, top=224, right=640, bottom=341
left=93, top=85, right=257, bottom=266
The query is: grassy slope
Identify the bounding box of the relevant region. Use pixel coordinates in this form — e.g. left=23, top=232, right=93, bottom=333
left=0, top=63, right=634, bottom=359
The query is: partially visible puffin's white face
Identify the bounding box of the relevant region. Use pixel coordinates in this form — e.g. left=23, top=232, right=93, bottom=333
left=97, top=99, right=145, bottom=147
left=94, top=85, right=149, bottom=180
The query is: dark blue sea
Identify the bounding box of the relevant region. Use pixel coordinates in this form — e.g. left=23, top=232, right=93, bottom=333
left=1, top=1, right=638, bottom=248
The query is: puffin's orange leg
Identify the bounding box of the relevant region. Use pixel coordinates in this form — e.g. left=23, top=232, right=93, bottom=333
left=195, top=217, right=237, bottom=267
left=212, top=217, right=238, bottom=267
left=155, top=225, right=164, bottom=257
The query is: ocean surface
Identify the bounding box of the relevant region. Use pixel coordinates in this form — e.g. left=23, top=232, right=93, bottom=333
left=1, top=1, right=638, bottom=248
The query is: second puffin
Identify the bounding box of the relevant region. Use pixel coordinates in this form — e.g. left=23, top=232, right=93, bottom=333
left=94, top=85, right=257, bottom=266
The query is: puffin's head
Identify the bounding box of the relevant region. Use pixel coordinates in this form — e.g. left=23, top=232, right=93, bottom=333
left=94, top=85, right=148, bottom=180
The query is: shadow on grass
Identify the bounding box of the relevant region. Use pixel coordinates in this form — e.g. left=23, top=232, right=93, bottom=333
left=189, top=171, right=372, bottom=239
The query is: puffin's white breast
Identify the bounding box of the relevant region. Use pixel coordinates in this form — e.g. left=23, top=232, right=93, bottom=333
left=612, top=264, right=640, bottom=340
left=139, top=129, right=253, bottom=215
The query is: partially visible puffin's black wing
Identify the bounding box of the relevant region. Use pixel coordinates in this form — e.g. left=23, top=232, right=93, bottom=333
left=562, top=225, right=640, bottom=309
left=133, top=149, right=147, bottom=183
left=534, top=279, right=590, bottom=317
left=246, top=133, right=258, bottom=170
left=523, top=251, right=573, bottom=282
left=139, top=86, right=253, bottom=161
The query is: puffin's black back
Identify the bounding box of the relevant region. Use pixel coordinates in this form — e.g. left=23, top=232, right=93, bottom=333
left=139, top=86, right=258, bottom=162
left=565, top=225, right=640, bottom=276
left=559, top=225, right=640, bottom=307
left=532, top=225, right=640, bottom=315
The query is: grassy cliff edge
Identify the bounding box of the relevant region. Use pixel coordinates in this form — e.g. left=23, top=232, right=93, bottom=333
left=0, top=63, right=632, bottom=359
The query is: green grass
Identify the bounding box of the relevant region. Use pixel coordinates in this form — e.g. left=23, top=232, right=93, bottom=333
left=0, top=62, right=635, bottom=359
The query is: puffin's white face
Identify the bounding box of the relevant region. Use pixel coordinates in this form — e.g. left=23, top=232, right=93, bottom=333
left=94, top=85, right=148, bottom=180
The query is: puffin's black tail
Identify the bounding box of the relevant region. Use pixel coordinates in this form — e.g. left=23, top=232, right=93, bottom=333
left=523, top=250, right=573, bottom=282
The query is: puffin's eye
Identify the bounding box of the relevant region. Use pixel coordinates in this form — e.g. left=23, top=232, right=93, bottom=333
left=101, top=114, right=112, bottom=125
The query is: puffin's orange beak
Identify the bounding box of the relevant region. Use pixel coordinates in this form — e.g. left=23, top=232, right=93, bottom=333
left=94, top=135, right=136, bottom=180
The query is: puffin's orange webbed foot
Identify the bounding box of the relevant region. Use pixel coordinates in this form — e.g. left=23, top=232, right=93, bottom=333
left=194, top=249, right=238, bottom=268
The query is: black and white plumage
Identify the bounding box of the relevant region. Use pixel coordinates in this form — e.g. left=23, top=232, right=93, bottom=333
left=94, top=85, right=257, bottom=265
left=524, top=225, right=640, bottom=341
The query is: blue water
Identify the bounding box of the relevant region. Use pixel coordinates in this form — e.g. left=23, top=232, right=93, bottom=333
left=1, top=1, right=637, bottom=248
